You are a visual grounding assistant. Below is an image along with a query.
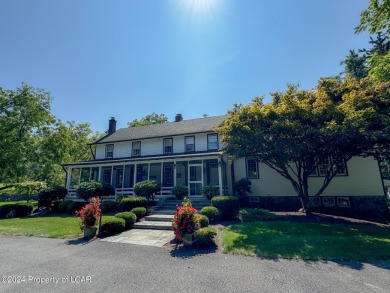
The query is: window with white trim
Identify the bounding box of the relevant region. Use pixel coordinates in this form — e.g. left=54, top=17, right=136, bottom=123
left=246, top=158, right=259, bottom=179
left=105, top=144, right=114, bottom=159
left=164, top=138, right=173, bottom=154
left=207, top=133, right=218, bottom=150
left=311, top=154, right=348, bottom=176
left=185, top=136, right=195, bottom=152
left=132, top=141, right=141, bottom=156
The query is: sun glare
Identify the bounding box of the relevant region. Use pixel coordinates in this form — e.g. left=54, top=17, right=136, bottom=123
left=186, top=0, right=217, bottom=11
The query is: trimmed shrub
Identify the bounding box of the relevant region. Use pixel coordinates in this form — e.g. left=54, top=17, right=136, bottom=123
left=67, top=202, right=86, bottom=215
left=200, top=206, right=222, bottom=222
left=120, top=197, right=148, bottom=211
left=171, top=185, right=188, bottom=200
left=76, top=181, right=115, bottom=201
left=0, top=203, right=33, bottom=218
left=238, top=208, right=279, bottom=222
left=38, top=186, right=68, bottom=210
left=130, top=207, right=147, bottom=221
left=16, top=203, right=34, bottom=217
left=58, top=200, right=73, bottom=213
left=195, top=213, right=209, bottom=228
left=211, top=196, right=240, bottom=220
left=115, top=212, right=137, bottom=228
left=102, top=200, right=118, bottom=213
left=233, top=179, right=252, bottom=203
left=100, top=216, right=126, bottom=236
left=194, top=227, right=217, bottom=248
left=202, top=185, right=218, bottom=200
left=0, top=204, right=17, bottom=218
left=133, top=180, right=160, bottom=201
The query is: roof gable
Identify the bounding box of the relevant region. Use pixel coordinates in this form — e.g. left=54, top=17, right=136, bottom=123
left=93, top=115, right=226, bottom=144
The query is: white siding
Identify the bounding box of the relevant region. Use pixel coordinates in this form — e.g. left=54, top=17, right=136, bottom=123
left=93, top=132, right=221, bottom=159
left=233, top=156, right=384, bottom=197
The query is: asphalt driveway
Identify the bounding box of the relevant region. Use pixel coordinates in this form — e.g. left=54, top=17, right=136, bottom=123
left=0, top=235, right=389, bottom=293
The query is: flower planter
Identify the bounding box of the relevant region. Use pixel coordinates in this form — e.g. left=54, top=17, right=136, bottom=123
left=83, top=227, right=97, bottom=239
left=182, top=233, right=196, bottom=246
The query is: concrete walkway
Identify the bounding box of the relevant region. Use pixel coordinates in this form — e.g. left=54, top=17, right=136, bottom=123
left=100, top=229, right=173, bottom=247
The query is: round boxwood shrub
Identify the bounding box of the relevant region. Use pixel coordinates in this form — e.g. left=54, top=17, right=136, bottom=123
left=211, top=196, right=240, bottom=220
left=195, top=213, right=209, bottom=228
left=58, top=200, right=73, bottom=213
left=194, top=227, right=217, bottom=248
left=120, top=197, right=148, bottom=211
left=38, top=186, right=68, bottom=210
left=200, top=206, right=222, bottom=222
left=130, top=207, right=147, bottom=221
left=115, top=212, right=137, bottom=228
left=67, top=202, right=86, bottom=215
left=100, top=216, right=126, bottom=236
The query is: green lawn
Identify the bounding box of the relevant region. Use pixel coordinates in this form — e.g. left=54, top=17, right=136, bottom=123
left=222, top=221, right=390, bottom=260
left=0, top=215, right=82, bottom=238
left=0, top=201, right=38, bottom=206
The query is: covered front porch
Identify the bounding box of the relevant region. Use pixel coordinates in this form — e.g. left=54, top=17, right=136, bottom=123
left=65, top=154, right=227, bottom=199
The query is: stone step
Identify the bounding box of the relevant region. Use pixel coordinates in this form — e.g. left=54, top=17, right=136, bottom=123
left=145, top=214, right=174, bottom=222
left=133, top=221, right=172, bottom=230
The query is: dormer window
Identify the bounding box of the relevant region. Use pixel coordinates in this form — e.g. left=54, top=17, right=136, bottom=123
left=132, top=141, right=141, bottom=157
left=105, top=144, right=114, bottom=159
left=164, top=138, right=173, bottom=154
left=185, top=136, right=195, bottom=152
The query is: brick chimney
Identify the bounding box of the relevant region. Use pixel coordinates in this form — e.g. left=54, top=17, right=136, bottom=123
left=175, top=114, right=183, bottom=122
left=108, top=117, right=117, bottom=134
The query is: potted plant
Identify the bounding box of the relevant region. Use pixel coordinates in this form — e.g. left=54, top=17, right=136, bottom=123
left=171, top=185, right=188, bottom=200
left=76, top=197, right=101, bottom=238
left=172, top=198, right=200, bottom=245
left=202, top=185, right=218, bottom=199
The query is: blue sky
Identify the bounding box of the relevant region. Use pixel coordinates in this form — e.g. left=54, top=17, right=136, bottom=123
left=0, top=0, right=370, bottom=132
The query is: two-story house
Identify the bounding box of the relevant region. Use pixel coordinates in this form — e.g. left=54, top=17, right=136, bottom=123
left=65, top=115, right=228, bottom=198
left=64, top=114, right=386, bottom=213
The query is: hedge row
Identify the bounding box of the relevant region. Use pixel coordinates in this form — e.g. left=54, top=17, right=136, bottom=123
left=0, top=203, right=34, bottom=218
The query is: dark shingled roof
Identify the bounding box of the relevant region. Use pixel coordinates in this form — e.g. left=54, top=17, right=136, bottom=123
left=93, top=115, right=227, bottom=144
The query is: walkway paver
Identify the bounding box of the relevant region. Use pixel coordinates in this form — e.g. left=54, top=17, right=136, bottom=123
left=100, top=229, right=173, bottom=247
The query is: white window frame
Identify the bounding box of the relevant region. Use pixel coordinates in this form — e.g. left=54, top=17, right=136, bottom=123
left=322, top=197, right=336, bottom=207
left=207, top=133, right=218, bottom=150
left=105, top=144, right=114, bottom=159
left=164, top=138, right=173, bottom=154
left=246, top=158, right=259, bottom=179
left=132, top=141, right=141, bottom=157
left=185, top=136, right=195, bottom=152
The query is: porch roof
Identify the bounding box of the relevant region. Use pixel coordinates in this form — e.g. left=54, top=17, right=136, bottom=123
left=63, top=151, right=223, bottom=167
left=92, top=115, right=227, bottom=145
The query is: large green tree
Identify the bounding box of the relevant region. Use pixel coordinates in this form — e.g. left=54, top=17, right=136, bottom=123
left=127, top=112, right=168, bottom=127
left=0, top=83, right=55, bottom=182
left=355, top=0, right=390, bottom=36
left=217, top=77, right=389, bottom=211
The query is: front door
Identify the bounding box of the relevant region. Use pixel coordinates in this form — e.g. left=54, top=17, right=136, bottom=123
left=189, top=164, right=203, bottom=196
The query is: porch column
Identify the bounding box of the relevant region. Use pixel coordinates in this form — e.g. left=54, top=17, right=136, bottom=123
left=218, top=158, right=223, bottom=196
left=67, top=167, right=72, bottom=189
left=173, top=161, right=177, bottom=187
left=122, top=165, right=125, bottom=189
left=78, top=168, right=82, bottom=186
left=111, top=165, right=114, bottom=185
left=133, top=164, right=137, bottom=186
left=98, top=166, right=102, bottom=182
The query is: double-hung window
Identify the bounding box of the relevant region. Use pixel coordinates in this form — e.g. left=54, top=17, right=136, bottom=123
left=185, top=136, right=195, bottom=152
left=207, top=133, right=218, bottom=150
left=132, top=141, right=141, bottom=157
left=312, top=154, right=348, bottom=176
left=164, top=138, right=173, bottom=154
left=105, top=144, right=114, bottom=159
left=246, top=158, right=259, bottom=179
